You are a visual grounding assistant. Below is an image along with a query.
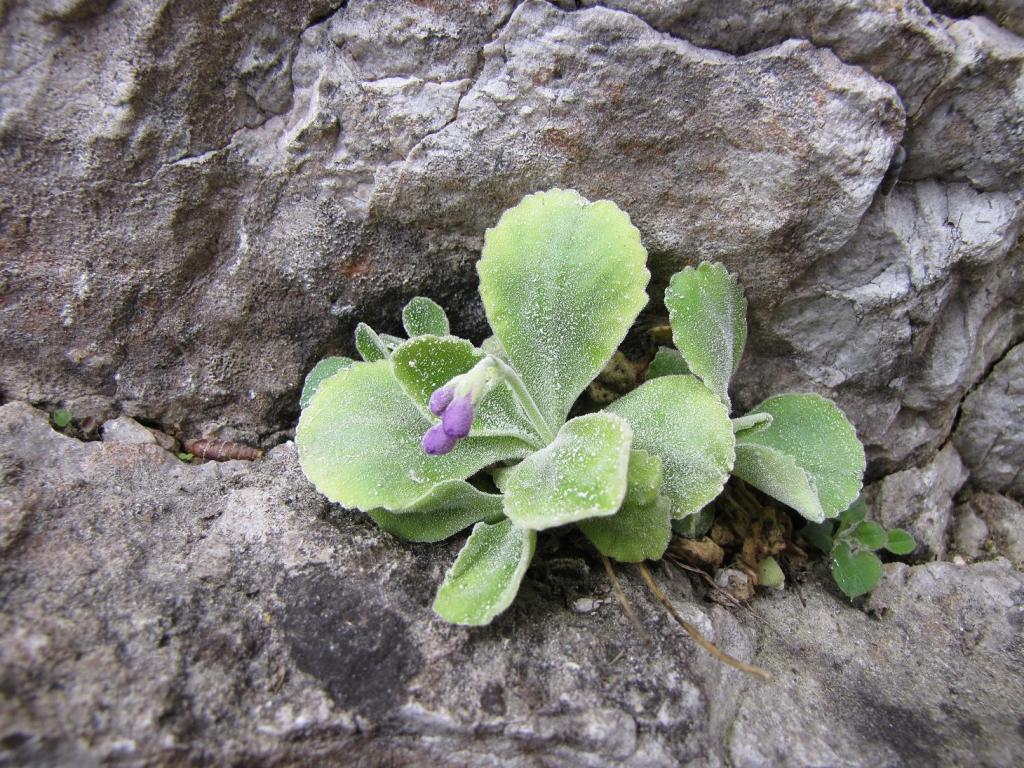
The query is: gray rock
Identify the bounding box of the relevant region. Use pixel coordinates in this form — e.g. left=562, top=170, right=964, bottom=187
left=101, top=415, right=160, bottom=445
left=2, top=401, right=1023, bottom=766
left=953, top=491, right=1024, bottom=566
left=732, top=181, right=1024, bottom=472
left=583, top=0, right=956, bottom=114
left=954, top=342, right=1024, bottom=498
left=0, top=0, right=902, bottom=442
left=904, top=15, right=1024, bottom=191
left=863, top=443, right=970, bottom=558
left=928, top=0, right=1024, bottom=36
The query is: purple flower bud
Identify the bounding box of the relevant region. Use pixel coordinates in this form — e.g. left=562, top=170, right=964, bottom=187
left=441, top=395, right=474, bottom=438
left=429, top=385, right=455, bottom=416
left=422, top=423, right=456, bottom=455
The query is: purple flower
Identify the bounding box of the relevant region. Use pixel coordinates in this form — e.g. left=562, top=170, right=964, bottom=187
left=422, top=423, right=456, bottom=455
left=429, top=385, right=455, bottom=416
left=441, top=395, right=474, bottom=438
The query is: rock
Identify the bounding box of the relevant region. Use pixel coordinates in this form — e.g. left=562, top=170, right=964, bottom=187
left=953, top=342, right=1024, bottom=499
left=582, top=0, right=956, bottom=115
left=929, top=0, right=1024, bottom=37
left=953, top=491, right=1024, bottom=566
left=863, top=444, right=970, bottom=559
left=0, top=0, right=902, bottom=442
left=1, top=401, right=1022, bottom=766
left=904, top=16, right=1024, bottom=191
left=729, top=559, right=1024, bottom=768
left=732, top=181, right=1024, bottom=472
left=101, top=415, right=160, bottom=445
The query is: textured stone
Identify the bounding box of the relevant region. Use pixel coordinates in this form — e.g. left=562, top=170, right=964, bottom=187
left=1, top=0, right=902, bottom=443
left=954, top=342, right=1024, bottom=498
left=2, top=401, right=1023, bottom=766
left=863, top=443, right=970, bottom=558
left=733, top=181, right=1024, bottom=472
left=953, top=491, right=1024, bottom=566
left=928, top=0, right=1024, bottom=36
left=101, top=415, right=161, bottom=445
left=584, top=0, right=956, bottom=114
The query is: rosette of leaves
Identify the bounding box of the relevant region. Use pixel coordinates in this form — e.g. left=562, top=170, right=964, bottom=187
left=297, top=189, right=736, bottom=625
left=649, top=261, right=868, bottom=530
left=801, top=497, right=916, bottom=598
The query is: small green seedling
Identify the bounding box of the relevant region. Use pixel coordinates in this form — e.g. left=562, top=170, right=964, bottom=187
left=51, top=408, right=72, bottom=429
left=177, top=452, right=194, bottom=463
left=801, top=497, right=916, bottom=598
left=297, top=189, right=871, bottom=626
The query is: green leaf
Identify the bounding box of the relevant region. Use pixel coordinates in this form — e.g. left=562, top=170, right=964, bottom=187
left=606, top=375, right=734, bottom=520
left=646, top=347, right=690, bottom=379
left=838, top=496, right=868, bottom=531
left=884, top=528, right=917, bottom=556
left=433, top=518, right=536, bottom=626
left=297, top=360, right=529, bottom=511
left=732, top=412, right=772, bottom=435
left=367, top=480, right=503, bottom=543
left=390, top=335, right=539, bottom=444
left=355, top=322, right=389, bottom=362
left=402, top=297, right=450, bottom=337
left=732, top=394, right=865, bottom=523
left=300, top=356, right=354, bottom=409
left=830, top=542, right=882, bottom=599
left=800, top=521, right=835, bottom=553
left=578, top=450, right=672, bottom=562
left=664, top=262, right=747, bottom=408
left=853, top=521, right=887, bottom=550
left=51, top=408, right=72, bottom=428
left=672, top=506, right=715, bottom=538
left=503, top=412, right=633, bottom=531
left=478, top=189, right=650, bottom=432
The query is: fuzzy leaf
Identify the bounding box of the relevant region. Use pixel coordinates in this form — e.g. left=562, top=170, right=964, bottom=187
left=831, top=542, right=882, bottom=599
left=885, top=528, right=917, bottom=555
left=433, top=519, right=536, bottom=626
left=578, top=450, right=671, bottom=562
left=800, top=521, right=835, bottom=553
left=838, top=497, right=868, bottom=531
left=672, top=507, right=714, bottom=538
left=300, top=356, right=353, bottom=410
left=757, top=556, right=785, bottom=589
left=391, top=335, right=539, bottom=444
left=478, top=189, right=649, bottom=432
left=367, top=480, right=503, bottom=543
left=402, top=297, right=450, bottom=337
left=355, top=322, right=389, bottom=362
left=503, top=412, right=633, bottom=530
left=606, top=375, right=734, bottom=520
left=733, top=394, right=865, bottom=523
left=853, top=521, right=887, bottom=551
left=665, top=262, right=747, bottom=407
left=297, top=360, right=529, bottom=511
left=646, top=347, right=691, bottom=379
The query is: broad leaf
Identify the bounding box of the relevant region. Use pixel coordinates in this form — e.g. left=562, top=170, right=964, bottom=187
left=839, top=497, right=868, bottom=531
left=733, top=394, right=865, bottom=523
left=646, top=347, right=690, bottom=379
left=503, top=412, right=633, bottom=531
left=391, top=335, right=539, bottom=444
left=433, top=519, right=536, bottom=626
left=606, top=375, right=734, bottom=520
left=800, top=521, right=835, bottom=553
left=672, top=506, right=714, bottom=538
left=831, top=542, right=882, bottom=599
left=355, top=322, right=389, bottom=362
left=665, top=262, right=747, bottom=407
left=757, top=556, right=785, bottom=589
left=885, top=528, right=917, bottom=555
left=297, top=360, right=529, bottom=511
left=578, top=450, right=671, bottom=562
left=367, top=480, right=503, bottom=543
left=300, top=356, right=353, bottom=409
left=853, top=521, right=887, bottom=551
left=478, top=189, right=650, bottom=432
left=402, top=296, right=450, bottom=337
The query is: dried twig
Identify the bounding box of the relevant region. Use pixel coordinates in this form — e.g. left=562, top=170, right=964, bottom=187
left=637, top=563, right=770, bottom=681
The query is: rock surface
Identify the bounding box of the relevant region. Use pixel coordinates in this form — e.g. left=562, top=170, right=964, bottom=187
left=954, top=342, right=1024, bottom=499
left=953, top=491, right=1024, bottom=566
left=2, top=402, right=1023, bottom=767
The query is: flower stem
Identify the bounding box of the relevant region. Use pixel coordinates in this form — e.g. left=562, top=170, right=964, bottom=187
left=488, top=355, right=556, bottom=445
